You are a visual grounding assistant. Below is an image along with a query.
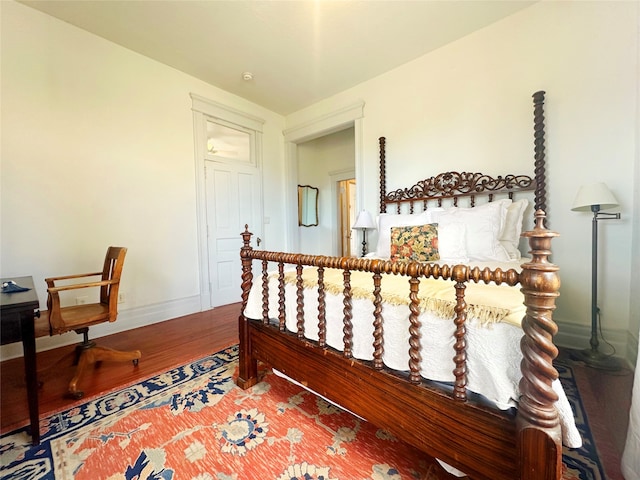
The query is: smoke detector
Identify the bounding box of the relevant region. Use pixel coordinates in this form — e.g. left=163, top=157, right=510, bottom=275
left=242, top=72, right=253, bottom=81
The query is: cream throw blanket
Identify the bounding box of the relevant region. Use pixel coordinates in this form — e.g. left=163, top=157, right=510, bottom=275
left=281, top=267, right=525, bottom=328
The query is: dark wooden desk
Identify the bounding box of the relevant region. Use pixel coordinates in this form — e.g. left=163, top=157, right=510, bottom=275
left=1, top=276, right=41, bottom=445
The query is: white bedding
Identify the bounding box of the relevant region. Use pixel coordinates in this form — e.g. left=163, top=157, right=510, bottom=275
left=243, top=260, right=581, bottom=448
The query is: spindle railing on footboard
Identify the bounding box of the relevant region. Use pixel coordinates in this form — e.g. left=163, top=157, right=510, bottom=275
left=237, top=210, right=562, bottom=480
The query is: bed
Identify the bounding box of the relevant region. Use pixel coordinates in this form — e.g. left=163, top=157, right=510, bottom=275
left=236, top=91, right=579, bottom=480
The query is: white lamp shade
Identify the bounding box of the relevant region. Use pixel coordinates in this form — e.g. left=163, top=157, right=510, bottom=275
left=352, top=210, right=376, bottom=230
left=571, top=182, right=619, bottom=212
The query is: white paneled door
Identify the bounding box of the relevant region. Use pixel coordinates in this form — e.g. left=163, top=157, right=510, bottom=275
left=205, top=160, right=262, bottom=307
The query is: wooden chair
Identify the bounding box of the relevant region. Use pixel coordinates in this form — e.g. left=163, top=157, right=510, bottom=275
left=45, top=247, right=141, bottom=399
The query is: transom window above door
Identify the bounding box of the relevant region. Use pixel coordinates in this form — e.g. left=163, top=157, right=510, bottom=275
left=206, top=119, right=251, bottom=164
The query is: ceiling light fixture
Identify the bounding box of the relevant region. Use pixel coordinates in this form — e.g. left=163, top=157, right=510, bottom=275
left=242, top=72, right=253, bottom=81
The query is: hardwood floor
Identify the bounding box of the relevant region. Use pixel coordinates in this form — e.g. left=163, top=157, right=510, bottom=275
left=1, top=303, right=240, bottom=434
left=562, top=350, right=634, bottom=480
left=0, top=303, right=634, bottom=479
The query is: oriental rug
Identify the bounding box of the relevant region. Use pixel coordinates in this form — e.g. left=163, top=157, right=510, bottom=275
left=0, top=346, right=604, bottom=479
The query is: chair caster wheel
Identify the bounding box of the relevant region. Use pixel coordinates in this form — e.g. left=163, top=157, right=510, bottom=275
left=133, top=359, right=139, bottom=366
left=68, top=391, right=84, bottom=400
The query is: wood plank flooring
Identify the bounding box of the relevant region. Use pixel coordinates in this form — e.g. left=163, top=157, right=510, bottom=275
left=1, top=303, right=240, bottom=433
left=0, top=303, right=633, bottom=479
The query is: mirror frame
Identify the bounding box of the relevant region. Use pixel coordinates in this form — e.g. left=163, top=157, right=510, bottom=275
left=298, top=185, right=319, bottom=227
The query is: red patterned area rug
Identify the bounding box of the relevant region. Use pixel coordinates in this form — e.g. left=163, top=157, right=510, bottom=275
left=0, top=346, right=603, bottom=479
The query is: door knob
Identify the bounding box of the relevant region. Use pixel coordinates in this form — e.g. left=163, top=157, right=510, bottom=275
left=257, top=237, right=262, bottom=246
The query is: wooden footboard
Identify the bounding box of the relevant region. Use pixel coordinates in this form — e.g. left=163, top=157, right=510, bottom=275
left=237, top=211, right=562, bottom=480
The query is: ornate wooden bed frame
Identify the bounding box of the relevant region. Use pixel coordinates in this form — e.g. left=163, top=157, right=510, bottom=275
left=237, top=91, right=563, bottom=480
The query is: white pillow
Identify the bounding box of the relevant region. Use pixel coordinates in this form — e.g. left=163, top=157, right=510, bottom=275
left=426, top=207, right=447, bottom=224
left=437, top=223, right=468, bottom=263
left=499, top=199, right=529, bottom=260
left=437, top=200, right=511, bottom=262
left=423, top=207, right=445, bottom=222
left=375, top=211, right=433, bottom=258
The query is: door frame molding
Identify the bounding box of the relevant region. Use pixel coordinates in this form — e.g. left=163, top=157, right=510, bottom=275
left=283, top=101, right=365, bottom=252
left=190, top=93, right=264, bottom=310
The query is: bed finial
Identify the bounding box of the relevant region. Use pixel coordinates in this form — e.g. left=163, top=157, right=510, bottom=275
left=379, top=137, right=387, bottom=214
left=532, top=91, right=547, bottom=222
left=241, top=224, right=252, bottom=245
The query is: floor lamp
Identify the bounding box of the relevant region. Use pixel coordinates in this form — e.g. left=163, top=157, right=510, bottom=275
left=571, top=182, right=621, bottom=371
left=352, top=210, right=376, bottom=257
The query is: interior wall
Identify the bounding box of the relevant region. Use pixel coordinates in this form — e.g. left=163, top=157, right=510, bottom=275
left=297, top=128, right=355, bottom=255
left=0, top=1, right=287, bottom=359
left=286, top=0, right=639, bottom=361
left=629, top=10, right=640, bottom=367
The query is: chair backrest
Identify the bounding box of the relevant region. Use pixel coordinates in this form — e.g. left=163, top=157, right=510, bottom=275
left=102, top=247, right=127, bottom=321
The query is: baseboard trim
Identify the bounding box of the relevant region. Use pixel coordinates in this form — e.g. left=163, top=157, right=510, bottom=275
left=555, top=319, right=636, bottom=369
left=0, top=296, right=202, bottom=361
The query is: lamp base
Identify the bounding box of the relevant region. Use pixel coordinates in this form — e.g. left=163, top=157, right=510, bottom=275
left=571, top=348, right=620, bottom=371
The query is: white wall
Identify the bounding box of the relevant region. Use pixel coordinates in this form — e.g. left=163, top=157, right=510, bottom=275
left=286, top=1, right=640, bottom=362
left=3, top=0, right=638, bottom=365
left=629, top=6, right=640, bottom=366
left=0, top=1, right=287, bottom=359
left=297, top=128, right=355, bottom=255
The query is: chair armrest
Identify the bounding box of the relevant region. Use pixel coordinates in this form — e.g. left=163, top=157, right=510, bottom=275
left=45, top=271, right=103, bottom=284
left=47, top=279, right=117, bottom=294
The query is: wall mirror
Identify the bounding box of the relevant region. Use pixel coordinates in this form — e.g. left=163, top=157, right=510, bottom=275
left=298, top=185, right=319, bottom=227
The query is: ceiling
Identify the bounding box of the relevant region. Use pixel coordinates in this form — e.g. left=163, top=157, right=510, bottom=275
left=19, top=0, right=536, bottom=115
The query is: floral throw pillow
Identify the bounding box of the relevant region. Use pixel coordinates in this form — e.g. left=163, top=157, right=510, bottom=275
left=390, top=224, right=439, bottom=262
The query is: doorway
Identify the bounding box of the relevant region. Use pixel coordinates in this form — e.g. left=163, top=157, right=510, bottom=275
left=282, top=101, right=365, bottom=253
left=338, top=178, right=356, bottom=256
left=297, top=128, right=356, bottom=256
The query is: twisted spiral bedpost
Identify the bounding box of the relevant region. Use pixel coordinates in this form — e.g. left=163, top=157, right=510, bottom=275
left=407, top=265, right=422, bottom=384
left=240, top=225, right=254, bottom=312
left=452, top=265, right=469, bottom=402
left=379, top=137, right=387, bottom=214
left=317, top=266, right=327, bottom=346
left=342, top=267, right=353, bottom=358
left=278, top=262, right=286, bottom=331
left=532, top=91, right=547, bottom=219
left=261, top=259, right=269, bottom=325
left=517, top=210, right=562, bottom=479
left=237, top=225, right=258, bottom=389
left=296, top=263, right=305, bottom=339
left=372, top=271, right=384, bottom=369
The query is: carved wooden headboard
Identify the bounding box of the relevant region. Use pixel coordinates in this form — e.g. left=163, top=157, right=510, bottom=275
left=378, top=91, right=547, bottom=217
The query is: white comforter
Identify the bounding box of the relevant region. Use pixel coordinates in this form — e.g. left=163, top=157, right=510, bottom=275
left=243, top=261, right=581, bottom=448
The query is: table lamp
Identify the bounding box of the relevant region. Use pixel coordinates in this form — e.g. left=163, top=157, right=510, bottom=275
left=352, top=210, right=376, bottom=257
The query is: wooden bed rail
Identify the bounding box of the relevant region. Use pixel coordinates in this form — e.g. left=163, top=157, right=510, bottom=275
left=238, top=210, right=562, bottom=479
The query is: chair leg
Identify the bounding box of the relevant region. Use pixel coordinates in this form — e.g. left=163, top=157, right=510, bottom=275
left=34, top=331, right=96, bottom=390
left=68, top=349, right=93, bottom=399
left=67, top=345, right=142, bottom=399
